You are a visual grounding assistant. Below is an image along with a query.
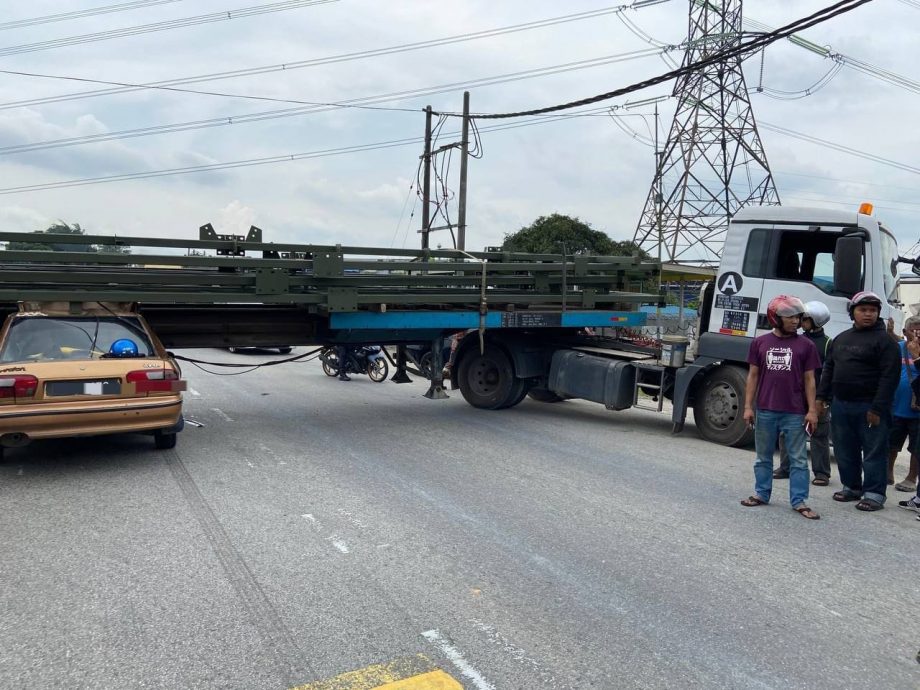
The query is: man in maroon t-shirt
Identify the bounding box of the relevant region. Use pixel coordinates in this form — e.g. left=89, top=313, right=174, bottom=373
left=740, top=295, right=820, bottom=519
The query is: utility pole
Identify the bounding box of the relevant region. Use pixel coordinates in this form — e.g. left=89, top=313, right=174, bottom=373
left=421, top=105, right=433, bottom=250
left=633, top=0, right=779, bottom=264
left=457, top=91, right=470, bottom=251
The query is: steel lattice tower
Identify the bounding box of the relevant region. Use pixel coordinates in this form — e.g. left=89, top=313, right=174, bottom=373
left=633, top=0, right=779, bottom=264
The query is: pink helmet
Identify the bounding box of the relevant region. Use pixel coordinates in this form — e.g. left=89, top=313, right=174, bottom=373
left=847, top=291, right=882, bottom=319
left=766, top=295, right=806, bottom=329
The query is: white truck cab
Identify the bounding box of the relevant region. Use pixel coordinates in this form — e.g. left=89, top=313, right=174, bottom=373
left=674, top=203, right=907, bottom=446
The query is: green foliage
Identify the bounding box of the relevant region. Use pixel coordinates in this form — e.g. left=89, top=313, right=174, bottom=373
left=6, top=222, right=131, bottom=254
left=501, top=214, right=649, bottom=258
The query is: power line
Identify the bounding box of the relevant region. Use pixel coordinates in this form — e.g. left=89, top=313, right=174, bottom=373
left=0, top=105, right=622, bottom=195
left=0, top=2, right=656, bottom=111
left=0, top=0, right=184, bottom=32
left=760, top=121, right=920, bottom=175
left=0, top=0, right=338, bottom=58
left=437, top=0, right=874, bottom=119
left=0, top=49, right=663, bottom=156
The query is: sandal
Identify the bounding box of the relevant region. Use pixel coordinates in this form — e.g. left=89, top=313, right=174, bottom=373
left=740, top=495, right=768, bottom=507
left=811, top=477, right=829, bottom=486
left=855, top=500, right=883, bottom=512
left=794, top=505, right=820, bottom=520
left=833, top=491, right=860, bottom=502
left=895, top=481, right=917, bottom=492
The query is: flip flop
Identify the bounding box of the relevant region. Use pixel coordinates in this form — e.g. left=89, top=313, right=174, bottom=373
left=811, top=477, right=829, bottom=486
left=833, top=491, right=860, bottom=502
left=794, top=505, right=820, bottom=520
left=895, top=482, right=917, bottom=492
left=740, top=495, right=768, bottom=507
left=855, top=499, right=883, bottom=512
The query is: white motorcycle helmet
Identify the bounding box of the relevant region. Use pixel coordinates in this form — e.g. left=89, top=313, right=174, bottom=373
left=803, top=300, right=831, bottom=328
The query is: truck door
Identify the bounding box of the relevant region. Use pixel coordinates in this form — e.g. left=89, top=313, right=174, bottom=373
left=707, top=224, right=770, bottom=339
left=758, top=225, right=865, bottom=339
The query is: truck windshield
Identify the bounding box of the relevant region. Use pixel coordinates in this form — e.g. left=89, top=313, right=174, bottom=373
left=0, top=316, right=155, bottom=363
left=879, top=227, right=900, bottom=302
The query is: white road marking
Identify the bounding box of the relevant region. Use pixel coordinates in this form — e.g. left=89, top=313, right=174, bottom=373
left=210, top=408, right=233, bottom=422
left=422, top=629, right=494, bottom=690
left=188, top=387, right=201, bottom=397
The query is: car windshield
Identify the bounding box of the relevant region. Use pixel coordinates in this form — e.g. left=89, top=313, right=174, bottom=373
left=0, top=316, right=156, bottom=363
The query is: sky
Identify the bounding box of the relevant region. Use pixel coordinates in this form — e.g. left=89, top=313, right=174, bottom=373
left=0, top=0, right=917, bottom=260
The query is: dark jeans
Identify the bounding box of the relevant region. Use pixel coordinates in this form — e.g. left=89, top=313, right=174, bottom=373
left=830, top=399, right=890, bottom=505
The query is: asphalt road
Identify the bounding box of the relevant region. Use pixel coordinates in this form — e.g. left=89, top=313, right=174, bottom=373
left=1, top=348, right=919, bottom=689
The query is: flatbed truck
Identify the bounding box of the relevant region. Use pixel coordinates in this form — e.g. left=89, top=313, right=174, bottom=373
left=0, top=203, right=911, bottom=448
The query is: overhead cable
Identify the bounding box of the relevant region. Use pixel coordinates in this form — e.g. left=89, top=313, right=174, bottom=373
left=0, top=0, right=338, bottom=57
left=434, top=0, right=875, bottom=119
left=0, top=0, right=184, bottom=32
left=0, top=49, right=663, bottom=156
left=0, top=3, right=657, bottom=111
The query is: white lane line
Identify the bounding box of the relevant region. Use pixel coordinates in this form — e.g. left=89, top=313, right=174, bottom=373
left=188, top=387, right=201, bottom=397
left=210, top=407, right=233, bottom=422
left=422, top=629, right=494, bottom=690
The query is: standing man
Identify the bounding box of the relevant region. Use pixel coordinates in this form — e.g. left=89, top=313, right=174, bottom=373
left=888, top=316, right=920, bottom=492
left=773, top=301, right=834, bottom=486
left=336, top=344, right=352, bottom=381
left=741, top=295, right=821, bottom=520
left=816, top=291, right=901, bottom=512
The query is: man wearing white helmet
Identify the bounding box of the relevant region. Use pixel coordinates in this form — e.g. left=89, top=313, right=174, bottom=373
left=774, top=300, right=833, bottom=485
left=816, top=291, right=901, bottom=512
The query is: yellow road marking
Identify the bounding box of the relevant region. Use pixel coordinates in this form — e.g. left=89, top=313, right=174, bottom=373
left=291, top=655, right=461, bottom=690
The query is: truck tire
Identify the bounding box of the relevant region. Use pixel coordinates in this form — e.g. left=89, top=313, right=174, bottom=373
left=527, top=388, right=566, bottom=403
left=498, top=377, right=530, bottom=409
left=457, top=344, right=515, bottom=410
left=693, top=365, right=753, bottom=447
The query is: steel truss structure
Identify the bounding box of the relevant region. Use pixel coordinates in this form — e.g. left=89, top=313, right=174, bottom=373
left=634, top=0, right=780, bottom=264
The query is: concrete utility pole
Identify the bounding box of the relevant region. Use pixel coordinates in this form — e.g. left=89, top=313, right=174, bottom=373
left=633, top=0, right=779, bottom=264
left=421, top=105, right=433, bottom=250
left=457, top=91, right=470, bottom=251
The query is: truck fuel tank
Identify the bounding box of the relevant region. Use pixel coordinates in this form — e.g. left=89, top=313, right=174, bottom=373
left=548, top=350, right=636, bottom=411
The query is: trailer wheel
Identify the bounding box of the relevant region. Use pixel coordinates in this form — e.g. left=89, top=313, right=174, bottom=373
left=693, top=365, right=753, bottom=447
left=527, top=388, right=566, bottom=403
left=457, top=345, right=515, bottom=409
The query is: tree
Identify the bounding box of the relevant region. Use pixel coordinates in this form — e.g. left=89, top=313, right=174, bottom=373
left=501, top=214, right=648, bottom=258
left=6, top=222, right=130, bottom=254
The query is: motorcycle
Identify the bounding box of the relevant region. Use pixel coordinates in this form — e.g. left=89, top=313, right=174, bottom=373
left=320, top=345, right=389, bottom=382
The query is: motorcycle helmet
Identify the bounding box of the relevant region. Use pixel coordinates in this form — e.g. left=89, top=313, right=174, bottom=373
left=846, top=290, right=882, bottom=319
left=766, top=295, right=806, bottom=329
left=802, top=300, right=831, bottom=328
left=109, top=338, right=139, bottom=357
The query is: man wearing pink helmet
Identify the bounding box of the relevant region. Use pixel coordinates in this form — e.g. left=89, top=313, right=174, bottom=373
left=741, top=295, right=821, bottom=519
left=816, top=290, right=901, bottom=511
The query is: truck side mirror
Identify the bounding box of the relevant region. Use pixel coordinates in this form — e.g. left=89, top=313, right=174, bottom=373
left=833, top=235, right=863, bottom=297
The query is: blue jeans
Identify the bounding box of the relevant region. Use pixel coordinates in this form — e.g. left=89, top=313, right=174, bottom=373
left=754, top=409, right=809, bottom=507
left=830, top=399, right=889, bottom=505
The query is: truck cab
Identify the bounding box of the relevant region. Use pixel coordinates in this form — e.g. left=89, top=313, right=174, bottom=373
left=678, top=203, right=905, bottom=446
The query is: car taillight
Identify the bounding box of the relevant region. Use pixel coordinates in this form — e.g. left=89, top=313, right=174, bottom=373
left=126, top=369, right=186, bottom=393
left=0, top=375, right=38, bottom=398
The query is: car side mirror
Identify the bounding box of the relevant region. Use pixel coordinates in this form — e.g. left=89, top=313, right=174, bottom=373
left=834, top=235, right=863, bottom=297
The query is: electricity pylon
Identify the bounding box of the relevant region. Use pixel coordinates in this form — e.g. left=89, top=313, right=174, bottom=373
left=633, top=0, right=780, bottom=264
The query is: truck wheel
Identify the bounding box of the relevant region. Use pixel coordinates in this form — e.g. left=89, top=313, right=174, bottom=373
left=693, top=365, right=753, bottom=447
left=457, top=345, right=515, bottom=410
left=527, top=388, right=566, bottom=403
left=498, top=377, right=530, bottom=409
